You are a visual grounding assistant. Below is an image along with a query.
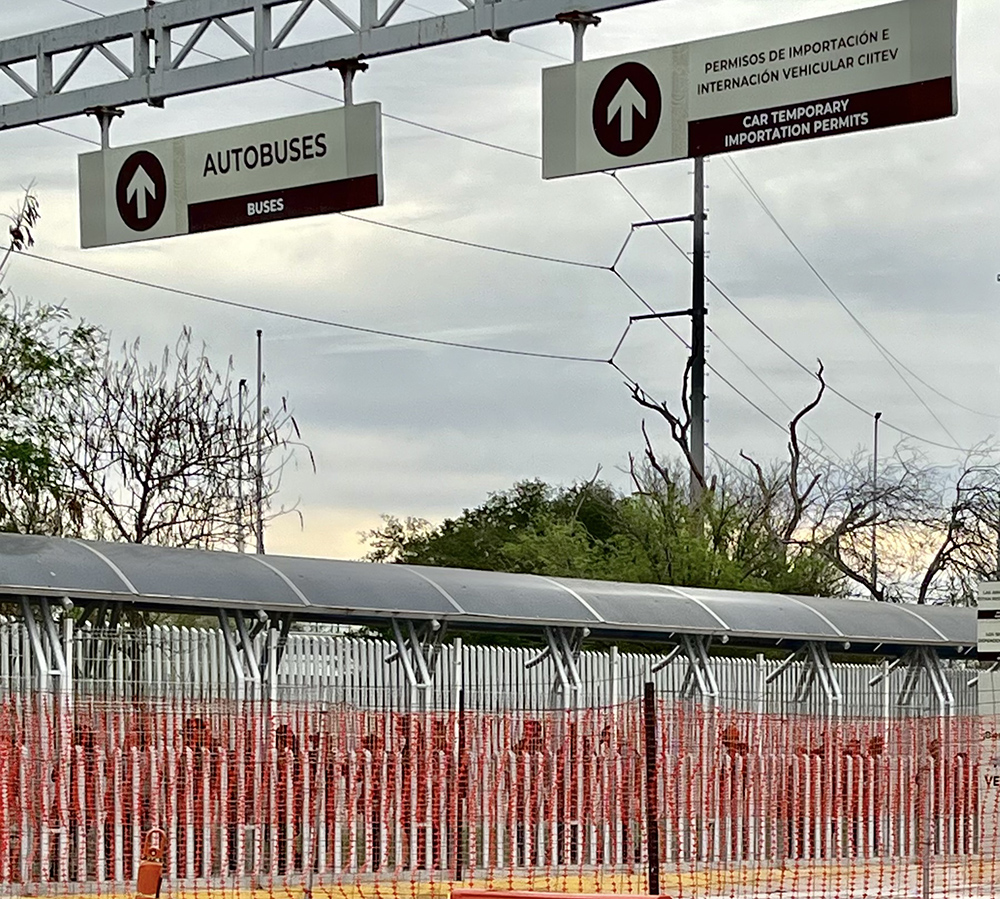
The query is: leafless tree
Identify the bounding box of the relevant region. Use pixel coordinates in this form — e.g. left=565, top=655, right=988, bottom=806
left=630, top=356, right=709, bottom=495
left=64, top=327, right=312, bottom=549
left=631, top=359, right=1000, bottom=603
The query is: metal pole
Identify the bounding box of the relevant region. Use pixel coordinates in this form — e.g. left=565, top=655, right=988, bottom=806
left=690, top=157, right=707, bottom=503
left=871, top=411, right=882, bottom=599
left=921, top=753, right=932, bottom=899
left=255, top=330, right=265, bottom=555
left=642, top=681, right=660, bottom=895
left=456, top=680, right=466, bottom=881
left=237, top=378, right=247, bottom=552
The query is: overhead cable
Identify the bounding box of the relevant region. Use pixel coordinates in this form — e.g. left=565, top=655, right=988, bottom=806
left=610, top=172, right=974, bottom=455
left=7, top=246, right=607, bottom=363
left=724, top=156, right=993, bottom=427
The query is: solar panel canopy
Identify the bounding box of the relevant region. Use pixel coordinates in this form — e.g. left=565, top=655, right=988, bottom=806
left=0, top=533, right=974, bottom=649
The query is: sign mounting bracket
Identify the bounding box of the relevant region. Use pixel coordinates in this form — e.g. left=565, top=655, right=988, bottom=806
left=85, top=105, right=124, bottom=149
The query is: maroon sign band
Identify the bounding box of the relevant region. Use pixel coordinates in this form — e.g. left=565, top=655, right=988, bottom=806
left=188, top=174, right=381, bottom=234
left=688, top=77, right=954, bottom=157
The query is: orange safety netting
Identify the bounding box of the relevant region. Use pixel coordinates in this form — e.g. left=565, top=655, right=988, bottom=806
left=0, top=696, right=989, bottom=899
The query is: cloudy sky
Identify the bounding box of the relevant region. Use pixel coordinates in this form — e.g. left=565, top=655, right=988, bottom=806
left=0, top=0, right=996, bottom=560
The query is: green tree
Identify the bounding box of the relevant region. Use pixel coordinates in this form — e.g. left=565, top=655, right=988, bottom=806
left=0, top=191, right=102, bottom=533
left=363, top=471, right=845, bottom=595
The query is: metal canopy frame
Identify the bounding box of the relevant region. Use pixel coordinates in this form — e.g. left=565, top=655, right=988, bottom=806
left=652, top=634, right=720, bottom=704
left=0, top=535, right=975, bottom=651
left=216, top=607, right=293, bottom=694
left=19, top=596, right=70, bottom=692
left=868, top=645, right=956, bottom=716
left=0, top=0, right=655, bottom=130
left=765, top=641, right=843, bottom=714
left=525, top=625, right=587, bottom=703
left=386, top=617, right=447, bottom=689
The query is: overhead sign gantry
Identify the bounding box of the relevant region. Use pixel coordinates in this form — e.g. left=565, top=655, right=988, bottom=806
left=0, top=0, right=648, bottom=131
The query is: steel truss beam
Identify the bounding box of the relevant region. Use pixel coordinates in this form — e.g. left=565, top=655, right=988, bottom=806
left=387, top=618, right=447, bottom=689
left=0, top=0, right=655, bottom=131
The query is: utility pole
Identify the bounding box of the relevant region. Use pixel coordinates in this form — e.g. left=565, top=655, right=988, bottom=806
left=689, top=156, right=707, bottom=503
left=237, top=378, right=247, bottom=553
left=255, top=330, right=265, bottom=555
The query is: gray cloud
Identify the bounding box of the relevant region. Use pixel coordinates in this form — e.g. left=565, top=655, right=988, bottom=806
left=1, top=0, right=995, bottom=559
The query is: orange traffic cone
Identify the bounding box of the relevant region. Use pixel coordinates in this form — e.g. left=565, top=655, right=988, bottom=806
left=135, top=828, right=166, bottom=899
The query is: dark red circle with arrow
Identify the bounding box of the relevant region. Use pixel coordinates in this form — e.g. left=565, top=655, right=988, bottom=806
left=592, top=62, right=662, bottom=157
left=115, top=150, right=167, bottom=232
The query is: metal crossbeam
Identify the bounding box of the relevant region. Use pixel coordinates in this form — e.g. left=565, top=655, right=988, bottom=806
left=0, top=0, right=656, bottom=131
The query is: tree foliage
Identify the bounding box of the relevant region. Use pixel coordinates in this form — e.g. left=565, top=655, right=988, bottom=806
left=0, top=299, right=102, bottom=534
left=363, top=472, right=845, bottom=596
left=369, top=355, right=1000, bottom=603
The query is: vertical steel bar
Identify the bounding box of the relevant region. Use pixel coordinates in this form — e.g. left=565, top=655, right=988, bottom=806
left=643, top=681, right=660, bottom=894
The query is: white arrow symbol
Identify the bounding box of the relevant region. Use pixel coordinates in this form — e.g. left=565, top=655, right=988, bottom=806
left=607, top=78, right=646, bottom=143
left=126, top=164, right=156, bottom=221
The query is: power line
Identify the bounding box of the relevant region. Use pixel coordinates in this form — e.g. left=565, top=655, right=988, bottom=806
left=609, top=171, right=975, bottom=455
left=723, top=156, right=996, bottom=426
left=604, top=185, right=846, bottom=469
left=706, top=322, right=848, bottom=465
left=723, top=156, right=961, bottom=447
left=8, top=245, right=608, bottom=364
left=340, top=213, right=607, bottom=269
left=610, top=269, right=845, bottom=472
left=8, top=242, right=842, bottom=473
left=23, top=13, right=599, bottom=272
left=39, top=123, right=98, bottom=145
left=37, top=3, right=978, bottom=458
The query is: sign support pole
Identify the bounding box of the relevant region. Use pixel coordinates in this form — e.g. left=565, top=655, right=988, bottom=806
left=332, top=60, right=369, bottom=106
left=85, top=106, right=123, bottom=150
left=557, top=12, right=601, bottom=62
left=689, top=156, right=706, bottom=503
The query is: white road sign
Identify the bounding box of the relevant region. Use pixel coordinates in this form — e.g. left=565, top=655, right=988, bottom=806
left=542, top=0, right=956, bottom=179
left=79, top=103, right=383, bottom=248
left=979, top=584, right=1000, bottom=658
